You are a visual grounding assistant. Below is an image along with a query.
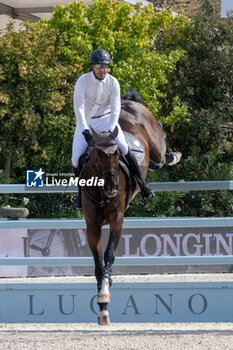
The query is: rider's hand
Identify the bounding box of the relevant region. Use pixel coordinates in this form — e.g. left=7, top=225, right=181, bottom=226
left=82, top=129, right=95, bottom=146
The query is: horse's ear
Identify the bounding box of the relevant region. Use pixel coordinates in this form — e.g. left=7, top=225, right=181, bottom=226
left=111, top=126, right=118, bottom=139
left=90, top=126, right=99, bottom=142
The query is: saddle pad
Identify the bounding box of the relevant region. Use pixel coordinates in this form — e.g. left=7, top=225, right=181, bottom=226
left=123, top=131, right=145, bottom=165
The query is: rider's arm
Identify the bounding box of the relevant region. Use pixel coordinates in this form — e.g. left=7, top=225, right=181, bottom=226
left=73, top=77, right=89, bottom=131
left=109, top=77, right=121, bottom=132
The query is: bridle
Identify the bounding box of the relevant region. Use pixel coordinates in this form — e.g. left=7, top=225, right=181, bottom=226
left=99, top=167, right=120, bottom=191
left=82, top=148, right=120, bottom=208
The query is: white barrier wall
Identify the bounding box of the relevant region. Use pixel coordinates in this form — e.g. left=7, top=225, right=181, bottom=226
left=0, top=229, right=27, bottom=277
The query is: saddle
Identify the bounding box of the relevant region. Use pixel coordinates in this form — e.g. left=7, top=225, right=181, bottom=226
left=79, top=131, right=160, bottom=177
left=79, top=131, right=144, bottom=177
left=120, top=131, right=162, bottom=174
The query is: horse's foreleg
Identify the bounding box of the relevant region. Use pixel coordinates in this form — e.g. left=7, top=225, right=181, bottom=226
left=86, top=223, right=110, bottom=325
left=97, top=222, right=122, bottom=326
left=98, top=213, right=123, bottom=305
left=86, top=224, right=104, bottom=291
left=104, top=213, right=123, bottom=270
left=97, top=232, right=116, bottom=304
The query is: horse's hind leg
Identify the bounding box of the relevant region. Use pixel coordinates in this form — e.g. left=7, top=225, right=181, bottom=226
left=148, top=120, right=167, bottom=167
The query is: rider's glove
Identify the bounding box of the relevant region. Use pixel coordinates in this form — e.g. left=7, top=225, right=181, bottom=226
left=82, top=129, right=95, bottom=146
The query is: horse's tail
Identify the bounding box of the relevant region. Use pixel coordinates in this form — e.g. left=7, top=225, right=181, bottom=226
left=121, top=87, right=145, bottom=106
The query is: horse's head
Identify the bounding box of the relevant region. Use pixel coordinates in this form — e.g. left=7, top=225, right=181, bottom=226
left=90, top=126, right=120, bottom=198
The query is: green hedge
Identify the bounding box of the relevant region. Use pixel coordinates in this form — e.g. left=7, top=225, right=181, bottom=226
left=0, top=0, right=232, bottom=218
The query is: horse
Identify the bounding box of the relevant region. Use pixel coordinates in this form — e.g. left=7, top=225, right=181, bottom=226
left=80, top=91, right=167, bottom=325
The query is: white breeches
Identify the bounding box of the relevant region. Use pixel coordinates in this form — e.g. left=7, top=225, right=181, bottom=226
left=71, top=115, right=129, bottom=167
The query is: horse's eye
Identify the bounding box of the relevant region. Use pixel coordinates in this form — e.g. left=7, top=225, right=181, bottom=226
left=114, top=150, right=119, bottom=157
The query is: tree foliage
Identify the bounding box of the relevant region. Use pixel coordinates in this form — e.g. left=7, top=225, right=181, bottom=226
left=129, top=0, right=233, bottom=218
left=46, top=0, right=189, bottom=125
left=156, top=1, right=233, bottom=154
left=0, top=22, right=81, bottom=179
left=0, top=0, right=232, bottom=218
left=0, top=0, right=190, bottom=181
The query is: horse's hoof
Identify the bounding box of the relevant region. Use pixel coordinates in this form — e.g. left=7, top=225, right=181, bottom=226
left=167, top=151, right=182, bottom=166
left=98, top=310, right=110, bottom=326
left=97, top=293, right=110, bottom=304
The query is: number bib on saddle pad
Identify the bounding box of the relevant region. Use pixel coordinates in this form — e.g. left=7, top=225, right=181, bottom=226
left=123, top=131, right=145, bottom=165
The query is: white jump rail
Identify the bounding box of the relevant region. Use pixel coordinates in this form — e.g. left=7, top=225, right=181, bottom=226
left=1, top=255, right=233, bottom=266
left=0, top=217, right=232, bottom=229
left=0, top=180, right=232, bottom=193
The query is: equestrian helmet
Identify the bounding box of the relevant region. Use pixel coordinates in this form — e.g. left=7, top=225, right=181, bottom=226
left=89, top=49, right=111, bottom=65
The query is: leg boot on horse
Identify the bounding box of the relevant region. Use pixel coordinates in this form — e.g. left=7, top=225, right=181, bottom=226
left=97, top=274, right=111, bottom=325
left=125, top=149, right=154, bottom=200
left=72, top=166, right=82, bottom=210
left=97, top=268, right=112, bottom=304
left=157, top=121, right=182, bottom=167
left=165, top=148, right=182, bottom=166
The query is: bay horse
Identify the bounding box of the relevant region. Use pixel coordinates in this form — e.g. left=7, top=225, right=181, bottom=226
left=81, top=92, right=167, bottom=325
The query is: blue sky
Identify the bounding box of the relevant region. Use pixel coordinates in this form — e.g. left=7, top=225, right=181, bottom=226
left=221, top=0, right=233, bottom=17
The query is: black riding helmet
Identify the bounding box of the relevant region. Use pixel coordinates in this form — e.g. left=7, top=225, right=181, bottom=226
left=89, top=49, right=111, bottom=65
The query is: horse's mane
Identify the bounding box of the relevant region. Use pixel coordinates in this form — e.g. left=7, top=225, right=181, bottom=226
left=121, top=87, right=145, bottom=106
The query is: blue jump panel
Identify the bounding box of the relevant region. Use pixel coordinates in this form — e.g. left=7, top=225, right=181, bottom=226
left=0, top=281, right=233, bottom=323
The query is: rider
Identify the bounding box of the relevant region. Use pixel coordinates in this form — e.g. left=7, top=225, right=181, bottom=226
left=72, top=49, right=181, bottom=209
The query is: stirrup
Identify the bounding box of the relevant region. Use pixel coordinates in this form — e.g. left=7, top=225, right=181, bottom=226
left=140, top=183, right=155, bottom=201
left=73, top=193, right=82, bottom=210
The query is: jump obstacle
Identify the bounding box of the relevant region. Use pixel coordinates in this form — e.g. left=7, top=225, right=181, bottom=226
left=0, top=181, right=232, bottom=323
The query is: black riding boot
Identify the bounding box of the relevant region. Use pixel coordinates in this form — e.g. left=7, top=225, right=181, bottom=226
left=72, top=166, right=82, bottom=210
left=125, top=150, right=154, bottom=200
